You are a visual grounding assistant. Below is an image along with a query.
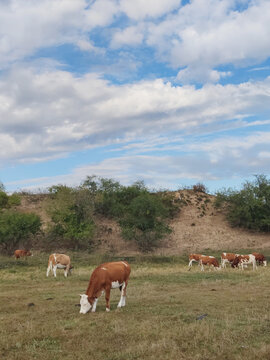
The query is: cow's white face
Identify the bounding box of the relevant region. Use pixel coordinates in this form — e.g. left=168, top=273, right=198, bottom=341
left=80, top=294, right=91, bottom=314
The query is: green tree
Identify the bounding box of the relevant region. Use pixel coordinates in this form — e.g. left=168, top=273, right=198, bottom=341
left=0, top=211, right=41, bottom=253
left=0, top=191, right=8, bottom=209
left=47, top=185, right=95, bottom=250
left=215, top=175, right=270, bottom=231
left=119, top=193, right=172, bottom=251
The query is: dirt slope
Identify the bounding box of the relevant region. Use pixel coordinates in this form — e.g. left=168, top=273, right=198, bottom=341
left=164, top=190, right=270, bottom=255
left=16, top=191, right=270, bottom=254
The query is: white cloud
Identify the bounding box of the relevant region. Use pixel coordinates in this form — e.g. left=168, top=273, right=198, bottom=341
left=146, top=0, right=270, bottom=82
left=0, top=67, right=270, bottom=167
left=0, top=0, right=270, bottom=85
left=111, top=26, right=144, bottom=48
left=119, top=0, right=181, bottom=20
left=0, top=0, right=119, bottom=67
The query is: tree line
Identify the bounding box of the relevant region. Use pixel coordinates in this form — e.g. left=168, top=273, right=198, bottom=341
left=0, top=177, right=181, bottom=253
left=1, top=175, right=270, bottom=254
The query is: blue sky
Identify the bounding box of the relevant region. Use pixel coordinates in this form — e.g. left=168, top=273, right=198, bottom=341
left=1, top=0, right=270, bottom=194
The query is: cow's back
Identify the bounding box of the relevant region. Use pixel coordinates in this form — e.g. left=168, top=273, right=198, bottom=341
left=14, top=250, right=25, bottom=258
left=49, top=253, right=70, bottom=266
left=93, top=261, right=131, bottom=283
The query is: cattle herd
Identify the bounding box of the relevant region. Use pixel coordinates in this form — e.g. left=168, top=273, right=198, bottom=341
left=14, top=249, right=267, bottom=314
left=188, top=252, right=267, bottom=271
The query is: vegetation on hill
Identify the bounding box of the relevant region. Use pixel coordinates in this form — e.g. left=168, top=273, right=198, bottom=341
left=215, top=175, right=270, bottom=231
left=0, top=177, right=181, bottom=253
left=0, top=181, right=41, bottom=253
left=1, top=174, right=270, bottom=254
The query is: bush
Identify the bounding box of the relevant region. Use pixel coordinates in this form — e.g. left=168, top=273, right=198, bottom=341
left=0, top=191, right=8, bottom=209
left=8, top=193, right=21, bottom=206
left=0, top=211, right=41, bottom=253
left=215, top=175, right=270, bottom=231
left=47, top=185, right=96, bottom=250
left=119, top=193, right=172, bottom=251
left=193, top=183, right=207, bottom=193
left=82, top=177, right=179, bottom=252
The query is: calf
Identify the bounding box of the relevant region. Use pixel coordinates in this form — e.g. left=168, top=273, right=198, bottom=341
left=14, top=249, right=32, bottom=259
left=221, top=252, right=239, bottom=268
left=46, top=253, right=72, bottom=277
left=80, top=261, right=131, bottom=314
left=252, top=252, right=267, bottom=266
left=231, top=254, right=257, bottom=270
left=188, top=254, right=206, bottom=268
left=199, top=256, right=221, bottom=271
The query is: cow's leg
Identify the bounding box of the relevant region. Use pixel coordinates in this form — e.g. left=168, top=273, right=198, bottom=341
left=53, top=265, right=57, bottom=277
left=117, top=282, right=126, bottom=308
left=91, top=298, right=98, bottom=312
left=46, top=264, right=51, bottom=277
left=67, top=264, right=71, bottom=277
left=46, top=261, right=52, bottom=277
left=64, top=264, right=70, bottom=277
left=105, top=286, right=111, bottom=312
left=200, top=262, right=204, bottom=271
left=188, top=259, right=194, bottom=267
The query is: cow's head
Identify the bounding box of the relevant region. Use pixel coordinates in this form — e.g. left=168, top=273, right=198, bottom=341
left=26, top=251, right=32, bottom=257
left=231, top=256, right=240, bottom=268
left=79, top=294, right=91, bottom=314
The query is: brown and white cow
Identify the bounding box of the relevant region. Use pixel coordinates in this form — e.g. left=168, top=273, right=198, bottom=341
left=252, top=252, right=267, bottom=266
left=14, top=249, right=32, bottom=259
left=231, top=254, right=257, bottom=270
left=188, top=254, right=206, bottom=269
left=79, top=261, right=131, bottom=314
left=221, top=252, right=239, bottom=268
left=199, top=256, right=221, bottom=271
left=46, top=253, right=72, bottom=278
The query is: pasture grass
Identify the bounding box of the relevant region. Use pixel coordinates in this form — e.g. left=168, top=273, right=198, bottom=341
left=0, top=252, right=270, bottom=360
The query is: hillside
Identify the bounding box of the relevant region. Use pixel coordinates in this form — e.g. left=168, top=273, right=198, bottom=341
left=16, top=190, right=270, bottom=254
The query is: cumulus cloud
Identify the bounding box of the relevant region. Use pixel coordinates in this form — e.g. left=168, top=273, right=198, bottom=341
left=0, top=0, right=119, bottom=67
left=1, top=0, right=270, bottom=84
left=146, top=0, right=270, bottom=82
left=111, top=26, right=144, bottom=48
left=0, top=66, right=270, bottom=167
left=119, top=0, right=181, bottom=20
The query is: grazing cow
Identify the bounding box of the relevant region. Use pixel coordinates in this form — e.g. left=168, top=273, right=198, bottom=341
left=199, top=256, right=221, bottom=271
left=79, top=261, right=131, bottom=314
left=14, top=249, right=32, bottom=259
left=46, top=253, right=72, bottom=277
left=188, top=254, right=206, bottom=268
left=252, top=252, right=267, bottom=267
left=221, top=252, right=239, bottom=268
left=231, top=254, right=257, bottom=270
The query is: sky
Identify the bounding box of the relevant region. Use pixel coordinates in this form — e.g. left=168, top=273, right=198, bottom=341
left=1, top=0, right=270, bottom=194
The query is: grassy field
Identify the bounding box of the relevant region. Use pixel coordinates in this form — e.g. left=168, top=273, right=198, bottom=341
left=0, top=252, right=270, bottom=360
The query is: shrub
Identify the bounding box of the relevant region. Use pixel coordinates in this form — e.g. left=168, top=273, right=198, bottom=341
left=119, top=193, right=172, bottom=251
left=0, top=191, right=8, bottom=209
left=47, top=185, right=96, bottom=250
left=215, top=175, right=270, bottom=231
left=193, top=183, right=207, bottom=193
left=0, top=211, right=41, bottom=253
left=82, top=176, right=178, bottom=252
left=8, top=193, right=21, bottom=206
